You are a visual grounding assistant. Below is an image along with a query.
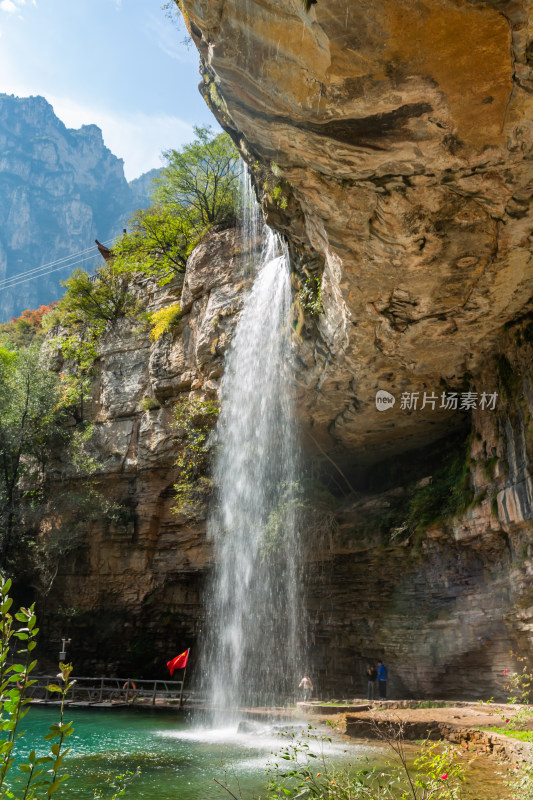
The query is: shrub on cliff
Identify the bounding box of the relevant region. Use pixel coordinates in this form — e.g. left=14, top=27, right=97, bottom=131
left=57, top=261, right=138, bottom=325
left=43, top=258, right=142, bottom=415
left=172, top=396, right=219, bottom=518
left=148, top=302, right=182, bottom=341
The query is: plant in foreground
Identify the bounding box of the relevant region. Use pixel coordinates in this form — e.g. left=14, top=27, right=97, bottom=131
left=500, top=654, right=533, bottom=800
left=217, top=722, right=466, bottom=800
left=0, top=575, right=138, bottom=799
left=0, top=576, right=74, bottom=799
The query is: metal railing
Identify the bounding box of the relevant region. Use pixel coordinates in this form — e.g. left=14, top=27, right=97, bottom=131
left=27, top=676, right=186, bottom=707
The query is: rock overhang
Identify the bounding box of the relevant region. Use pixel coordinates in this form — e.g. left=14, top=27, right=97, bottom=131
left=179, top=0, right=533, bottom=465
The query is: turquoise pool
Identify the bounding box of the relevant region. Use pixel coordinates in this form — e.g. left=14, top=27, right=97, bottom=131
left=15, top=707, right=378, bottom=800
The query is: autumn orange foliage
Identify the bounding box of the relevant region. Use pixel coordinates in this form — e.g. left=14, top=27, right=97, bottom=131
left=9, top=303, right=57, bottom=328
left=1, top=302, right=57, bottom=347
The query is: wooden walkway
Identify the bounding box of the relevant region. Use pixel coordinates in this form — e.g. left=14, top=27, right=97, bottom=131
left=28, top=675, right=187, bottom=708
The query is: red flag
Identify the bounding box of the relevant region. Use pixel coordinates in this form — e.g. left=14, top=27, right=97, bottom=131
left=167, top=649, right=189, bottom=676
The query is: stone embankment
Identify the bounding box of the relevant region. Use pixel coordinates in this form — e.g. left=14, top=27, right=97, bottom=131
left=302, top=701, right=533, bottom=763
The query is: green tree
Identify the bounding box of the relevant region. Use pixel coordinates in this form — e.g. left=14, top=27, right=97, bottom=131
left=112, top=204, right=196, bottom=276
left=43, top=258, right=141, bottom=418
left=114, top=126, right=240, bottom=281
left=57, top=260, right=138, bottom=325
left=155, top=125, right=240, bottom=228
left=0, top=345, right=64, bottom=566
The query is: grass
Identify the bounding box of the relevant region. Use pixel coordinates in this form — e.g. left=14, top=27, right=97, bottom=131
left=481, top=727, right=533, bottom=741
left=412, top=700, right=451, bottom=709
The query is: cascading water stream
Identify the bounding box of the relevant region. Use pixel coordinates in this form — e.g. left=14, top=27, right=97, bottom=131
left=202, top=179, right=302, bottom=719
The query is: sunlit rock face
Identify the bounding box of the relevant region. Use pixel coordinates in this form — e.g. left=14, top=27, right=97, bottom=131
left=180, top=0, right=533, bottom=464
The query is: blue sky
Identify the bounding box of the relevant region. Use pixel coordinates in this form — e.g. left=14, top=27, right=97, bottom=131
left=0, top=0, right=217, bottom=179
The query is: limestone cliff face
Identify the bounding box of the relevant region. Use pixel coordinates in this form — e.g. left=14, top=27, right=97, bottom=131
left=305, top=313, right=533, bottom=699
left=180, top=0, right=533, bottom=465
left=38, top=229, right=533, bottom=699
left=35, top=2, right=533, bottom=697
left=40, top=228, right=249, bottom=676
left=157, top=0, right=533, bottom=698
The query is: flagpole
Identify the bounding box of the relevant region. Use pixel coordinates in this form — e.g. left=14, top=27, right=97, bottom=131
left=179, top=666, right=187, bottom=709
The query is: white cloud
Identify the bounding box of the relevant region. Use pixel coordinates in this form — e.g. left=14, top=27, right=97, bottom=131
left=0, top=0, right=27, bottom=12
left=0, top=1, right=18, bottom=14
left=47, top=94, right=195, bottom=180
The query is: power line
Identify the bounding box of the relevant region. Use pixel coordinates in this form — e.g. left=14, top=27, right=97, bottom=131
left=0, top=253, right=103, bottom=291
left=0, top=238, right=114, bottom=291
left=0, top=238, right=113, bottom=289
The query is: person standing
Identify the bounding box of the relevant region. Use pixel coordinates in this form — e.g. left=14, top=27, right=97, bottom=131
left=298, top=674, right=313, bottom=702
left=377, top=660, right=388, bottom=700
left=366, top=663, right=377, bottom=700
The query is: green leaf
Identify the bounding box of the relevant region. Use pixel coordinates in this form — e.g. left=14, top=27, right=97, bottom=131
left=47, top=775, right=69, bottom=794
left=0, top=599, right=13, bottom=614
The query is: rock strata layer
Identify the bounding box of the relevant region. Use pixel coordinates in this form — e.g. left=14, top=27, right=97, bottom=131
left=36, top=231, right=533, bottom=699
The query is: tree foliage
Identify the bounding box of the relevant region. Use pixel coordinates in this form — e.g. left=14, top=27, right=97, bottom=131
left=45, top=126, right=240, bottom=379
left=0, top=577, right=74, bottom=799
left=0, top=304, right=56, bottom=349
left=156, top=126, right=240, bottom=228
left=148, top=303, right=182, bottom=341
left=54, top=259, right=138, bottom=326
left=114, top=126, right=240, bottom=280
left=0, top=337, right=106, bottom=576
left=0, top=345, right=64, bottom=565
left=42, top=258, right=141, bottom=416
left=113, top=205, right=196, bottom=275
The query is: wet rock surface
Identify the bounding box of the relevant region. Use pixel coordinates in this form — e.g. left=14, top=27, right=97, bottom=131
left=34, top=230, right=533, bottom=697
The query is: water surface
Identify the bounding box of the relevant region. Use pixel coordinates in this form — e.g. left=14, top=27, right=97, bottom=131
left=18, top=708, right=377, bottom=800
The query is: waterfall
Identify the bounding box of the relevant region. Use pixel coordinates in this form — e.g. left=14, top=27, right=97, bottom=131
left=202, top=178, right=301, bottom=717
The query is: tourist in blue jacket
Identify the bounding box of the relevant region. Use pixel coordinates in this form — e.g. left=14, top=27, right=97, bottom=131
left=377, top=660, right=388, bottom=699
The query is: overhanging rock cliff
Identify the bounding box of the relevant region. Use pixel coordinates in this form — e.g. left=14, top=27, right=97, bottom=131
left=180, top=0, right=533, bottom=464
left=32, top=2, right=533, bottom=698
